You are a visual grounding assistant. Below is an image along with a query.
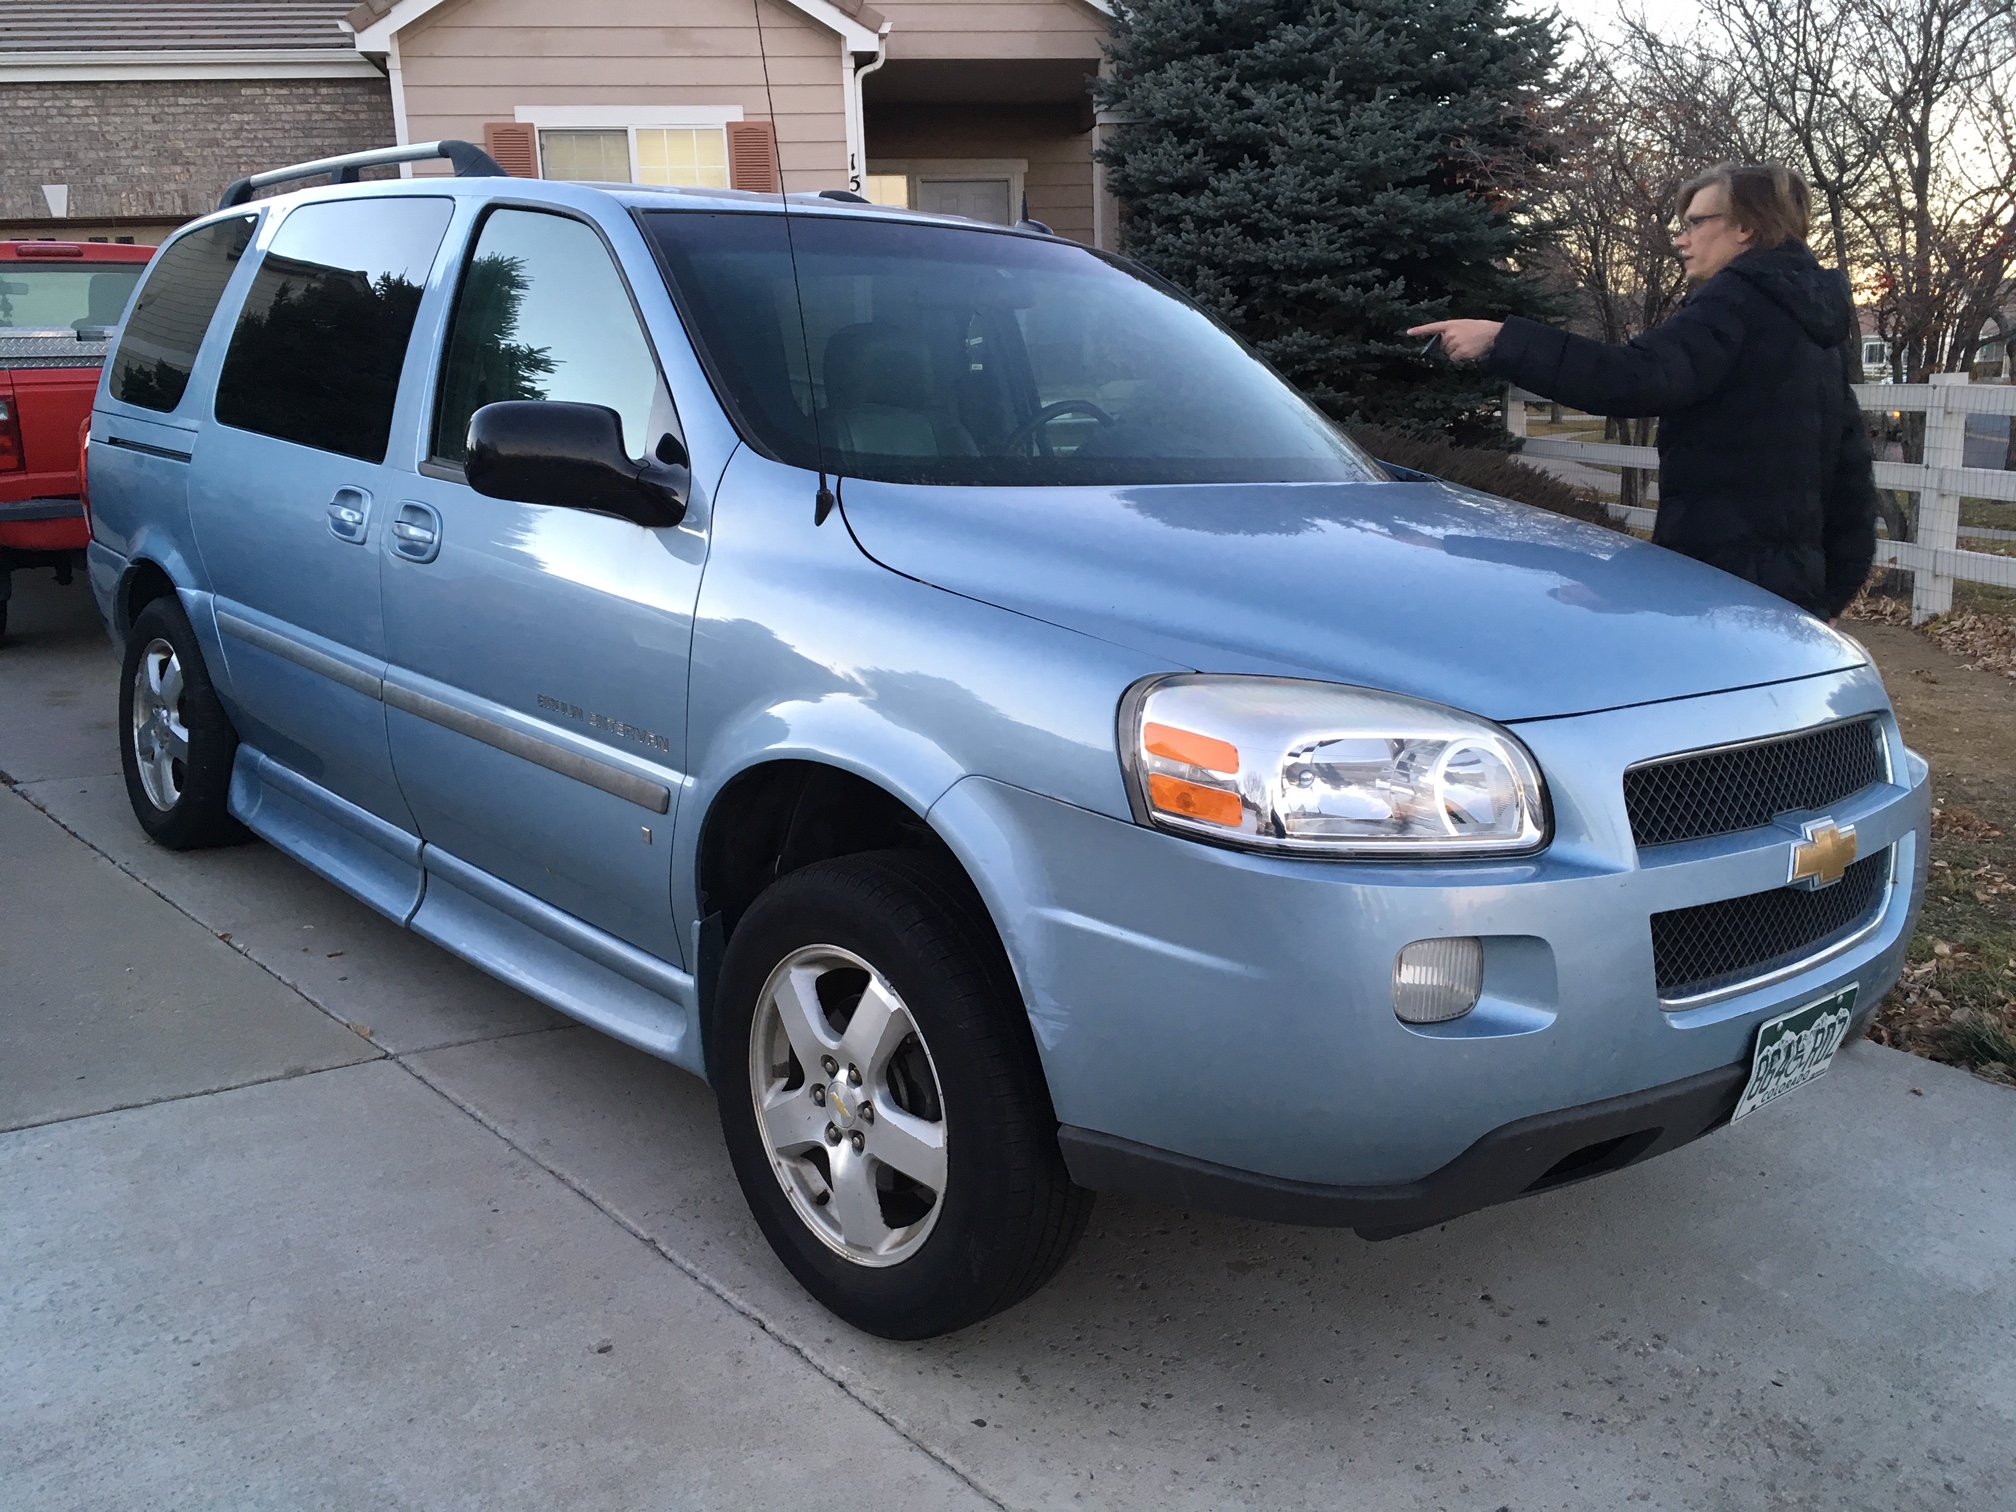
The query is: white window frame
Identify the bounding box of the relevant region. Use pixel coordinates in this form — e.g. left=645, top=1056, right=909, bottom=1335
left=513, top=105, right=745, bottom=185
left=867, top=159, right=1030, bottom=224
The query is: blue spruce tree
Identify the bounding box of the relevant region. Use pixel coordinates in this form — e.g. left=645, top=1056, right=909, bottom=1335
left=1099, top=0, right=1563, bottom=440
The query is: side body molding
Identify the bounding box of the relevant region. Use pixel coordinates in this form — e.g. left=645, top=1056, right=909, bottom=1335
left=382, top=676, right=673, bottom=814
left=217, top=606, right=383, bottom=699
left=210, top=604, right=678, bottom=815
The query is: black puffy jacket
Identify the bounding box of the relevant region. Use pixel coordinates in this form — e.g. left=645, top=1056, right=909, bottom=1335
left=1487, top=242, right=1877, bottom=618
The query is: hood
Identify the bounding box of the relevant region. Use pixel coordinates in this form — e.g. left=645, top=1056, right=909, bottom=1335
left=838, top=478, right=1866, bottom=723
left=1722, top=242, right=1855, bottom=346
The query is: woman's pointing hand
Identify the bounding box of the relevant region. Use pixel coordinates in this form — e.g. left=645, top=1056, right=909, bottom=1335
left=1407, top=319, right=1504, bottom=362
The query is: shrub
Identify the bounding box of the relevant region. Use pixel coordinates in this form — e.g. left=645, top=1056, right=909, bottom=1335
left=1098, top=0, right=1565, bottom=443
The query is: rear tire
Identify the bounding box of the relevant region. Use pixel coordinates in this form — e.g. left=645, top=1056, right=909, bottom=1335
left=715, top=850, right=1092, bottom=1339
left=118, top=595, right=246, bottom=849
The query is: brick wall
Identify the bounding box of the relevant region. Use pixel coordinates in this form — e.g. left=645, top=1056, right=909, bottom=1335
left=0, top=77, right=397, bottom=222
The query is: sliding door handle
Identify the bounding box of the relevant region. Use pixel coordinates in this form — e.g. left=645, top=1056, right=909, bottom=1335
left=326, top=486, right=372, bottom=544
left=390, top=501, right=442, bottom=563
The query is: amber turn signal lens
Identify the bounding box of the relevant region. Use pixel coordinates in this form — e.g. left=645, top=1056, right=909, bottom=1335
left=1147, top=772, right=1242, bottom=828
left=1143, top=722, right=1239, bottom=773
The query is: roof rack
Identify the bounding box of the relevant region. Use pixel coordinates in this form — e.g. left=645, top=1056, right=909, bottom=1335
left=217, top=140, right=505, bottom=211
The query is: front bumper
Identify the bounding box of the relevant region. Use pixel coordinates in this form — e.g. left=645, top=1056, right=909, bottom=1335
left=932, top=664, right=1928, bottom=1201
left=1059, top=1057, right=1748, bottom=1238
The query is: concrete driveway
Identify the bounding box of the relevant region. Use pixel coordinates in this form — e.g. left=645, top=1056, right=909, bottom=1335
left=4, top=569, right=2012, bottom=1511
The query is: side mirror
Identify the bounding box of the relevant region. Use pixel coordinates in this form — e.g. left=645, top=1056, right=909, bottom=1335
left=465, top=401, right=688, bottom=527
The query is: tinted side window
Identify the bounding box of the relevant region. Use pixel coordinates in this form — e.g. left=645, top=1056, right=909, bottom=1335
left=214, top=197, right=453, bottom=462
left=432, top=209, right=661, bottom=465
left=108, top=215, right=255, bottom=412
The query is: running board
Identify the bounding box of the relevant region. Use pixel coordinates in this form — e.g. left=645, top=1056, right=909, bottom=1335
left=231, top=745, right=702, bottom=1076
left=412, top=844, right=701, bottom=1074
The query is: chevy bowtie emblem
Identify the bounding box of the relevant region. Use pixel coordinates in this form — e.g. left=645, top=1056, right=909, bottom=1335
left=1789, top=819, right=1857, bottom=889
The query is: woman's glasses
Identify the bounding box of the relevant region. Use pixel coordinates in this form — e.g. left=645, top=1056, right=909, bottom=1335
left=1673, top=212, right=1726, bottom=238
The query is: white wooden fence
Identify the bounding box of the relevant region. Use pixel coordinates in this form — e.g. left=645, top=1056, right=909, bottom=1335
left=1505, top=373, right=2016, bottom=623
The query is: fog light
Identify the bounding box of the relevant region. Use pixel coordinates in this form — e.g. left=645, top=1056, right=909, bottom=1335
left=1393, top=937, right=1483, bottom=1024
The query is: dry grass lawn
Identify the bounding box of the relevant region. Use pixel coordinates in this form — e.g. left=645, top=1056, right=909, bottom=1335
left=1847, top=587, right=2016, bottom=1085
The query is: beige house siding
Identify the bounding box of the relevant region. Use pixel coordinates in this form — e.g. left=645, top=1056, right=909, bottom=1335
left=874, top=0, right=1107, bottom=60
left=396, top=0, right=849, bottom=189
left=868, top=103, right=1091, bottom=242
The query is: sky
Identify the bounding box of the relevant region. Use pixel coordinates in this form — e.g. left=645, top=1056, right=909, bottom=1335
left=1549, top=0, right=1707, bottom=44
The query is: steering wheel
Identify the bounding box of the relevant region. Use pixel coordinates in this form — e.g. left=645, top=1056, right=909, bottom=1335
left=999, top=399, right=1117, bottom=455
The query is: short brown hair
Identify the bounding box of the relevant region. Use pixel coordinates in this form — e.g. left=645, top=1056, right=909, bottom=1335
left=1676, top=162, right=1810, bottom=249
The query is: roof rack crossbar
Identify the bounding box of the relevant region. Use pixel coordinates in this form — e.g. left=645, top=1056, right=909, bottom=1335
left=217, top=140, right=505, bottom=211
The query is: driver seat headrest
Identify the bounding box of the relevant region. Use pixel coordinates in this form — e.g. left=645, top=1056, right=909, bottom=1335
left=823, top=323, right=936, bottom=412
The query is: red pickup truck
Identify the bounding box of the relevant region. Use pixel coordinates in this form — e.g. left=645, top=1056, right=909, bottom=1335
left=1, top=238, right=154, bottom=642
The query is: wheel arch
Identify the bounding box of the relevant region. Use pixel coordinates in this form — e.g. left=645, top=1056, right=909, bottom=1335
left=696, top=759, right=963, bottom=940
left=692, top=757, right=1026, bottom=1082
left=117, top=556, right=182, bottom=642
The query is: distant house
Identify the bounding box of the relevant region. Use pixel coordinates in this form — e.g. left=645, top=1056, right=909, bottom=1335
left=342, top=0, right=1119, bottom=246
left=1857, top=311, right=2016, bottom=383
left=2, top=1, right=1118, bottom=248
left=1859, top=329, right=1892, bottom=383
left=1974, top=309, right=2015, bottom=380
left=0, top=0, right=396, bottom=244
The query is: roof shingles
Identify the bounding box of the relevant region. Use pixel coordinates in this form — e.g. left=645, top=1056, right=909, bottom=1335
left=0, top=1, right=360, bottom=54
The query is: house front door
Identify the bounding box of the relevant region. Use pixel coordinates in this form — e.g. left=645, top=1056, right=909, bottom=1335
left=917, top=178, right=1013, bottom=225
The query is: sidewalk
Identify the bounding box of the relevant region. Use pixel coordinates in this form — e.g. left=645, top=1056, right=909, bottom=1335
left=4, top=570, right=2013, bottom=1510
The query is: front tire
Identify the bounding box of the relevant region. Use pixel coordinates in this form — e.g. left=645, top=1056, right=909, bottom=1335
left=715, top=851, right=1092, bottom=1339
left=118, top=595, right=246, bottom=849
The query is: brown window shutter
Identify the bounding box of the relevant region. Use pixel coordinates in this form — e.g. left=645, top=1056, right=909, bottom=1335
left=726, top=120, right=781, bottom=193
left=483, top=122, right=538, bottom=178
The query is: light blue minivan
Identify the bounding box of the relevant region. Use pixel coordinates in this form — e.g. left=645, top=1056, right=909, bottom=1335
left=88, top=142, right=1927, bottom=1338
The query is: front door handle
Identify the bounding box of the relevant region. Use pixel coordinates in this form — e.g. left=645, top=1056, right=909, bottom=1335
left=390, top=501, right=442, bottom=564
left=326, top=486, right=372, bottom=544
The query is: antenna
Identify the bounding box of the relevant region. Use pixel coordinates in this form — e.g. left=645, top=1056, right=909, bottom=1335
left=751, top=0, right=839, bottom=525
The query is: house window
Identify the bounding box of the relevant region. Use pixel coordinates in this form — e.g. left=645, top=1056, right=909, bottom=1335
left=523, top=112, right=740, bottom=188
left=636, top=128, right=729, bottom=188
left=539, top=130, right=632, bottom=183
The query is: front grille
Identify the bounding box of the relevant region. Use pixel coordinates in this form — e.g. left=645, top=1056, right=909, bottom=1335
left=1652, top=848, right=1890, bottom=1002
left=1624, top=718, right=1885, bottom=849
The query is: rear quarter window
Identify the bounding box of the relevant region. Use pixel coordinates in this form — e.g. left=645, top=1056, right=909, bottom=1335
left=107, top=216, right=255, bottom=412
left=213, top=196, right=454, bottom=463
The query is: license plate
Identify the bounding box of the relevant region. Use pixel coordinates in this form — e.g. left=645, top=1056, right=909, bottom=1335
left=1731, top=985, right=1858, bottom=1122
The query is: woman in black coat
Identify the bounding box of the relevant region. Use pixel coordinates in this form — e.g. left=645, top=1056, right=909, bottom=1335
left=1411, top=163, right=1877, bottom=620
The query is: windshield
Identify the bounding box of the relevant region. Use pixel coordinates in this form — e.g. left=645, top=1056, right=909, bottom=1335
left=642, top=212, right=1380, bottom=487
left=0, top=263, right=144, bottom=331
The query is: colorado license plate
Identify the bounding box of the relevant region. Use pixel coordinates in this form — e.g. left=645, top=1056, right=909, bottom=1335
left=1731, top=986, right=1858, bottom=1122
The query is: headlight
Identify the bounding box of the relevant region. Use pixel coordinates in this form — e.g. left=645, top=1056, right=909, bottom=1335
left=1120, top=675, right=1549, bottom=858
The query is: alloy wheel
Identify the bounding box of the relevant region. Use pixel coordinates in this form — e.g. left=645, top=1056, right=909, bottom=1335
left=131, top=636, right=189, bottom=812
left=749, top=945, right=948, bottom=1266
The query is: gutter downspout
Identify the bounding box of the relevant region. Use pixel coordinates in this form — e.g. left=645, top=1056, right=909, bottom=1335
left=1093, top=101, right=1132, bottom=252
left=386, top=34, right=413, bottom=176
left=340, top=19, right=413, bottom=178
left=844, top=23, right=890, bottom=195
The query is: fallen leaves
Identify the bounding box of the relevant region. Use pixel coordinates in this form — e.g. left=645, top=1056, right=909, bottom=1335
left=1931, top=801, right=2004, bottom=842
left=1844, top=590, right=2016, bottom=679
left=1923, top=609, right=2016, bottom=680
